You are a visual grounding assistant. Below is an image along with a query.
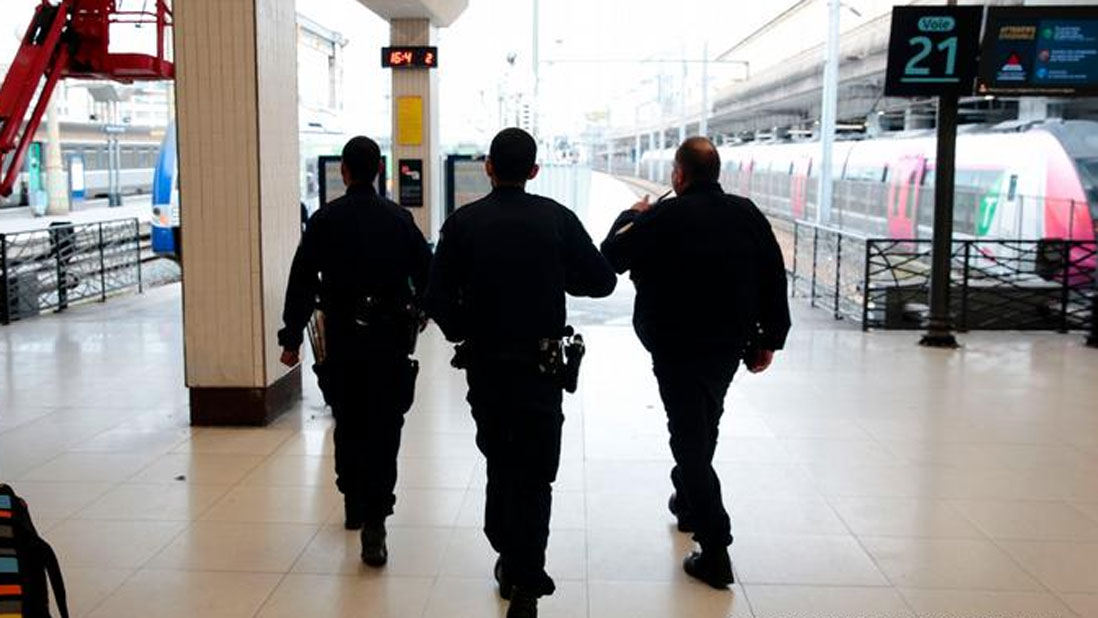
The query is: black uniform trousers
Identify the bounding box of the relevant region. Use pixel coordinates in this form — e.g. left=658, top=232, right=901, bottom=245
left=466, top=356, right=563, bottom=597
left=652, top=349, right=739, bottom=550
left=327, top=332, right=418, bottom=526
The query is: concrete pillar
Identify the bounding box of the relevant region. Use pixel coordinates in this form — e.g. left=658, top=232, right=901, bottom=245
left=390, top=19, right=441, bottom=239
left=45, top=90, right=70, bottom=216
left=174, top=0, right=302, bottom=425
left=634, top=133, right=641, bottom=178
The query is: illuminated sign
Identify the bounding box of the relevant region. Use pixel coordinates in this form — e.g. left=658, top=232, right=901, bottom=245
left=885, top=6, right=983, bottom=97
left=381, top=46, right=439, bottom=69
left=399, top=159, right=424, bottom=207
left=978, top=6, right=1098, bottom=97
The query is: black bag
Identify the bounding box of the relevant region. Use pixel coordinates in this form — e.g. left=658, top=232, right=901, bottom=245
left=0, top=484, right=69, bottom=618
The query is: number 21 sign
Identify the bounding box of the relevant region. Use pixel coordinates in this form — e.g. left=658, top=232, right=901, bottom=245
left=885, top=6, right=983, bottom=97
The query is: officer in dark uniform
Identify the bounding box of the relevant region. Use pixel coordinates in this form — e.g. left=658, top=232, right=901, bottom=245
left=601, top=136, right=791, bottom=589
left=425, top=128, right=616, bottom=618
left=279, top=136, right=431, bottom=567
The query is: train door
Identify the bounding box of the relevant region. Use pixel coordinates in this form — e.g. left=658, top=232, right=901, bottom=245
left=887, top=155, right=925, bottom=238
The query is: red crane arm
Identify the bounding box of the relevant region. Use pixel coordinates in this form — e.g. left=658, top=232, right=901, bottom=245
left=0, top=1, right=72, bottom=198
left=0, top=0, right=175, bottom=198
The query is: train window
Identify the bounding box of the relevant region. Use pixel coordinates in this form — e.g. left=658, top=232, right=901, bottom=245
left=788, top=163, right=794, bottom=176
left=880, top=166, right=889, bottom=183
left=1007, top=175, right=1018, bottom=201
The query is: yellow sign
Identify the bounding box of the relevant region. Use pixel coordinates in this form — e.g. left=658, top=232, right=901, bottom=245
left=397, top=96, right=424, bottom=146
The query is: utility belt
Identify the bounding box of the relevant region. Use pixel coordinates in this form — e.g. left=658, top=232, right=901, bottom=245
left=351, top=295, right=425, bottom=356
left=451, top=327, right=586, bottom=394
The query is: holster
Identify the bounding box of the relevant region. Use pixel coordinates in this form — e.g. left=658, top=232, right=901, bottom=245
left=451, top=327, right=586, bottom=394
left=353, top=296, right=424, bottom=356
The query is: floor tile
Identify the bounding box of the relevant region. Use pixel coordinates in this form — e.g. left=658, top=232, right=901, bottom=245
left=87, top=569, right=282, bottom=618
left=587, top=527, right=699, bottom=583
left=745, top=585, right=913, bottom=618
left=863, top=537, right=1043, bottom=591
left=148, top=521, right=319, bottom=572
left=1000, top=541, right=1098, bottom=593
left=830, top=497, right=986, bottom=539
left=5, top=481, right=115, bottom=519
left=899, top=589, right=1078, bottom=618
left=733, top=534, right=889, bottom=586
left=954, top=500, right=1098, bottom=541
left=129, top=453, right=265, bottom=485
left=19, top=453, right=158, bottom=483
left=173, top=428, right=294, bottom=455
left=292, top=525, right=450, bottom=577
left=48, top=519, right=185, bottom=569
left=730, top=497, right=849, bottom=537
left=74, top=483, right=228, bottom=521
left=587, top=580, right=753, bottom=618
left=1061, top=594, right=1098, bottom=618
left=240, top=455, right=336, bottom=487
left=423, top=578, right=587, bottom=618
left=200, top=484, right=339, bottom=524
left=256, top=573, right=432, bottom=618
left=51, top=566, right=133, bottom=618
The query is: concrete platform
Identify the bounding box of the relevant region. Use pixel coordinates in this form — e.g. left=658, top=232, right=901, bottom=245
left=1, top=174, right=1097, bottom=617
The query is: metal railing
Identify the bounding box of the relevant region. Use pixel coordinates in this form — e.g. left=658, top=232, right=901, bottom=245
left=1, top=218, right=143, bottom=324
left=791, top=219, right=1098, bottom=334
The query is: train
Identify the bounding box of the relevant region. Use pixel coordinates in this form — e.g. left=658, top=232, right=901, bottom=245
left=640, top=120, right=1098, bottom=244
left=0, top=137, right=162, bottom=208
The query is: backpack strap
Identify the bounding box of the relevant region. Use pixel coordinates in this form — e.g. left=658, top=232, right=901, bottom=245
left=38, top=539, right=68, bottom=618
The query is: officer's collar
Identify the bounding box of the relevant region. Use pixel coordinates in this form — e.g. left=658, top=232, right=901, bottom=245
left=346, top=182, right=378, bottom=197
left=679, top=181, right=723, bottom=196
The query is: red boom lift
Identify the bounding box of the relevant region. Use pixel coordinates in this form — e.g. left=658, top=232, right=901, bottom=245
left=0, top=0, right=174, bottom=197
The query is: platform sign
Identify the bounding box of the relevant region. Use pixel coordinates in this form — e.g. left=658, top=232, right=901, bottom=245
left=397, top=96, right=424, bottom=146
left=398, top=159, right=424, bottom=208
left=885, top=6, right=984, bottom=97
left=977, top=6, right=1098, bottom=97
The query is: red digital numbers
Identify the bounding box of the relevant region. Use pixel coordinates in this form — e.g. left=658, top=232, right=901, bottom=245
left=383, top=47, right=439, bottom=69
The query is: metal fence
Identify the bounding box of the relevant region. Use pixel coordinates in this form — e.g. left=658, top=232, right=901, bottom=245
left=1, top=218, right=143, bottom=324
left=790, top=219, right=1098, bottom=334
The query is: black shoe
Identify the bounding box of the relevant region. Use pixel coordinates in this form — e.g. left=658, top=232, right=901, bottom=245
left=344, top=496, right=364, bottom=531
left=494, top=557, right=513, bottom=600
left=506, top=588, right=538, bottom=618
left=683, top=550, right=734, bottom=589
left=668, top=492, right=695, bottom=533
left=360, top=524, right=388, bottom=567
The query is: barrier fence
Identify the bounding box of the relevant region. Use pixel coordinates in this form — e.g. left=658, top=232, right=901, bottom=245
left=0, top=218, right=143, bottom=324
left=791, top=219, right=1098, bottom=335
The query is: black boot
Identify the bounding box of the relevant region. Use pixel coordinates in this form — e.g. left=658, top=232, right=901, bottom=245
left=360, top=524, right=388, bottom=567
left=494, top=557, right=513, bottom=600
left=344, top=495, right=364, bottom=531
left=668, top=492, right=694, bottom=533
left=683, top=549, right=734, bottom=589
left=506, top=587, right=538, bottom=618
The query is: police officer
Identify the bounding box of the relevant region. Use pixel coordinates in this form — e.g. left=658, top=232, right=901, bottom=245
left=425, top=128, right=616, bottom=618
left=279, top=136, right=431, bottom=567
left=601, top=137, right=791, bottom=588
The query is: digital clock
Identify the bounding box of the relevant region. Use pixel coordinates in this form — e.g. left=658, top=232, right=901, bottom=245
left=381, top=46, right=439, bottom=69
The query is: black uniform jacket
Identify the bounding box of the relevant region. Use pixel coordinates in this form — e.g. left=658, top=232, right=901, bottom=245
left=278, top=184, right=432, bottom=351
left=424, top=186, right=617, bottom=349
left=600, top=182, right=791, bottom=356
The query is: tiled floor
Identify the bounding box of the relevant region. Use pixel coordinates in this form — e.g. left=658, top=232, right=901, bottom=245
left=3, top=177, right=1098, bottom=617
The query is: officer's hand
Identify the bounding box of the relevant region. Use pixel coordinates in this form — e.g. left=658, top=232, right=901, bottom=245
left=746, top=349, right=775, bottom=374
left=280, top=348, right=301, bottom=368
left=631, top=195, right=652, bottom=213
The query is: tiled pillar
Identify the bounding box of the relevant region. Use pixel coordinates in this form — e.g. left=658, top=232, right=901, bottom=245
left=390, top=18, right=441, bottom=240
left=174, top=0, right=302, bottom=425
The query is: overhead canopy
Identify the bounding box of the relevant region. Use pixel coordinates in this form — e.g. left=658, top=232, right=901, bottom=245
left=357, top=0, right=468, bottom=27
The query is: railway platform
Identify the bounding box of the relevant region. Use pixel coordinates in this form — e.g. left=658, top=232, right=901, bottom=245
left=2, top=173, right=1097, bottom=618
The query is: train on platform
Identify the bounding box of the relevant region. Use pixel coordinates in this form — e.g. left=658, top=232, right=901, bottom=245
left=640, top=120, right=1098, bottom=244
